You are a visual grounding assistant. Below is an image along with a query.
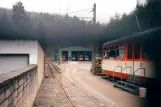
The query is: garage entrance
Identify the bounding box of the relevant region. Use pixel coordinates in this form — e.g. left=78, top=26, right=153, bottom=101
left=62, top=51, right=68, bottom=61
left=0, top=54, right=29, bottom=74
left=71, top=51, right=78, bottom=61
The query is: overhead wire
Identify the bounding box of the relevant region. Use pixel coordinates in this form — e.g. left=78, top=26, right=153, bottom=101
left=67, top=8, right=92, bottom=15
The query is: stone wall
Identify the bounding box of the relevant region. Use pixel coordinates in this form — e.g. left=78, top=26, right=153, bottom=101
left=0, top=65, right=37, bottom=107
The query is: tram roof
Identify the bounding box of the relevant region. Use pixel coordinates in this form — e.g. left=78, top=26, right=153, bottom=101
left=103, top=27, right=161, bottom=47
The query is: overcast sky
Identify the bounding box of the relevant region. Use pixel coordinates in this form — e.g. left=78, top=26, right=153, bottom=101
left=0, top=0, right=138, bottom=23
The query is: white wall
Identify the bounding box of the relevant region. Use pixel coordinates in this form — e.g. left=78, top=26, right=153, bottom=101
left=0, top=40, right=38, bottom=64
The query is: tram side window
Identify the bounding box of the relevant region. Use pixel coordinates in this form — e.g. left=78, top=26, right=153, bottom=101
left=118, top=45, right=125, bottom=58
left=142, top=44, right=152, bottom=59
left=134, top=44, right=140, bottom=59
left=109, top=46, right=116, bottom=58
left=104, top=48, right=109, bottom=59
left=128, top=44, right=132, bottom=59
left=108, top=45, right=125, bottom=59
left=115, top=45, right=125, bottom=59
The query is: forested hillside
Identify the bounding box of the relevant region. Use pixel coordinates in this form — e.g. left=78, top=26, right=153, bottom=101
left=100, top=0, right=161, bottom=44
left=0, top=0, right=160, bottom=55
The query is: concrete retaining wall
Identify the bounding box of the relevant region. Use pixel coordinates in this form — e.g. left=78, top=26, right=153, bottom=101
left=37, top=43, right=45, bottom=91
left=0, top=65, right=37, bottom=107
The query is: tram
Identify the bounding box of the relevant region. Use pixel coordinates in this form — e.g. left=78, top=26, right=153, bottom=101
left=78, top=55, right=83, bottom=61
left=85, top=56, right=89, bottom=61
left=101, top=27, right=161, bottom=85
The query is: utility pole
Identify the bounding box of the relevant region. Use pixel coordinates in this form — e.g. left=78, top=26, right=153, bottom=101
left=92, top=3, right=97, bottom=75
left=93, top=3, right=96, bottom=27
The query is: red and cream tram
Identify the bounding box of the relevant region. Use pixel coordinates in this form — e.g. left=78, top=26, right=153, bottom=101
left=101, top=27, right=161, bottom=84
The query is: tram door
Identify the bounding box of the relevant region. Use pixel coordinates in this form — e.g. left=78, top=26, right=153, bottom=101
left=126, top=44, right=134, bottom=81
left=133, top=44, right=142, bottom=82
left=126, top=44, right=141, bottom=82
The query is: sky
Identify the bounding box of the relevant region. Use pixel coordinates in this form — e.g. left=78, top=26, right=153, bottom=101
left=0, top=0, right=138, bottom=23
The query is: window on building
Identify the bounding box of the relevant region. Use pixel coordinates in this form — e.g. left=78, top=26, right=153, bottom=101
left=134, top=44, right=140, bottom=59
left=128, top=44, right=132, bottom=59
left=142, top=44, right=152, bottom=59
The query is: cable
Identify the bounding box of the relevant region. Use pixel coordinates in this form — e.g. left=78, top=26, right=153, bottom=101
left=77, top=17, right=93, bottom=19
left=67, top=8, right=92, bottom=14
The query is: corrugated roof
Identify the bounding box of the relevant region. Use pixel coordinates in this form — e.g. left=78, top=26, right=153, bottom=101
left=103, top=27, right=161, bottom=47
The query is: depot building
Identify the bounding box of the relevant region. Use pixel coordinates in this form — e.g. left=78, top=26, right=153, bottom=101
left=53, top=46, right=92, bottom=61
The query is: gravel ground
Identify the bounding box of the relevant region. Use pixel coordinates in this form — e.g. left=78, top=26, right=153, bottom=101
left=61, top=76, right=99, bottom=107
left=54, top=62, right=100, bottom=107
left=75, top=62, right=144, bottom=107
left=35, top=62, right=143, bottom=107
left=35, top=63, right=100, bottom=107
left=34, top=64, right=70, bottom=107
left=56, top=61, right=144, bottom=107
left=64, top=62, right=116, bottom=107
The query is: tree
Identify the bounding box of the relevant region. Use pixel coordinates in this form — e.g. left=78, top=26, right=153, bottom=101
left=36, top=21, right=47, bottom=50
left=100, top=0, right=161, bottom=44
left=0, top=12, right=10, bottom=28
left=12, top=1, right=27, bottom=26
left=114, top=12, right=120, bottom=21
left=0, top=12, right=14, bottom=39
left=12, top=1, right=33, bottom=38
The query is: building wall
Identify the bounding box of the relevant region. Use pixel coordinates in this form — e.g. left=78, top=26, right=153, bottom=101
left=58, top=46, right=92, bottom=61
left=0, top=40, right=45, bottom=106
left=68, top=51, right=72, bottom=58
left=37, top=43, right=45, bottom=90
left=0, top=40, right=38, bottom=64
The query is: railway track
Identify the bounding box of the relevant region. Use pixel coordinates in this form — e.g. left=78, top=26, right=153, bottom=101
left=48, top=61, right=102, bottom=107
left=47, top=62, right=74, bottom=107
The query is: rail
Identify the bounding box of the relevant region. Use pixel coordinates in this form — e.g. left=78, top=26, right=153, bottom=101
left=49, top=61, right=102, bottom=107
left=47, top=62, right=74, bottom=107
left=133, top=68, right=145, bottom=86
